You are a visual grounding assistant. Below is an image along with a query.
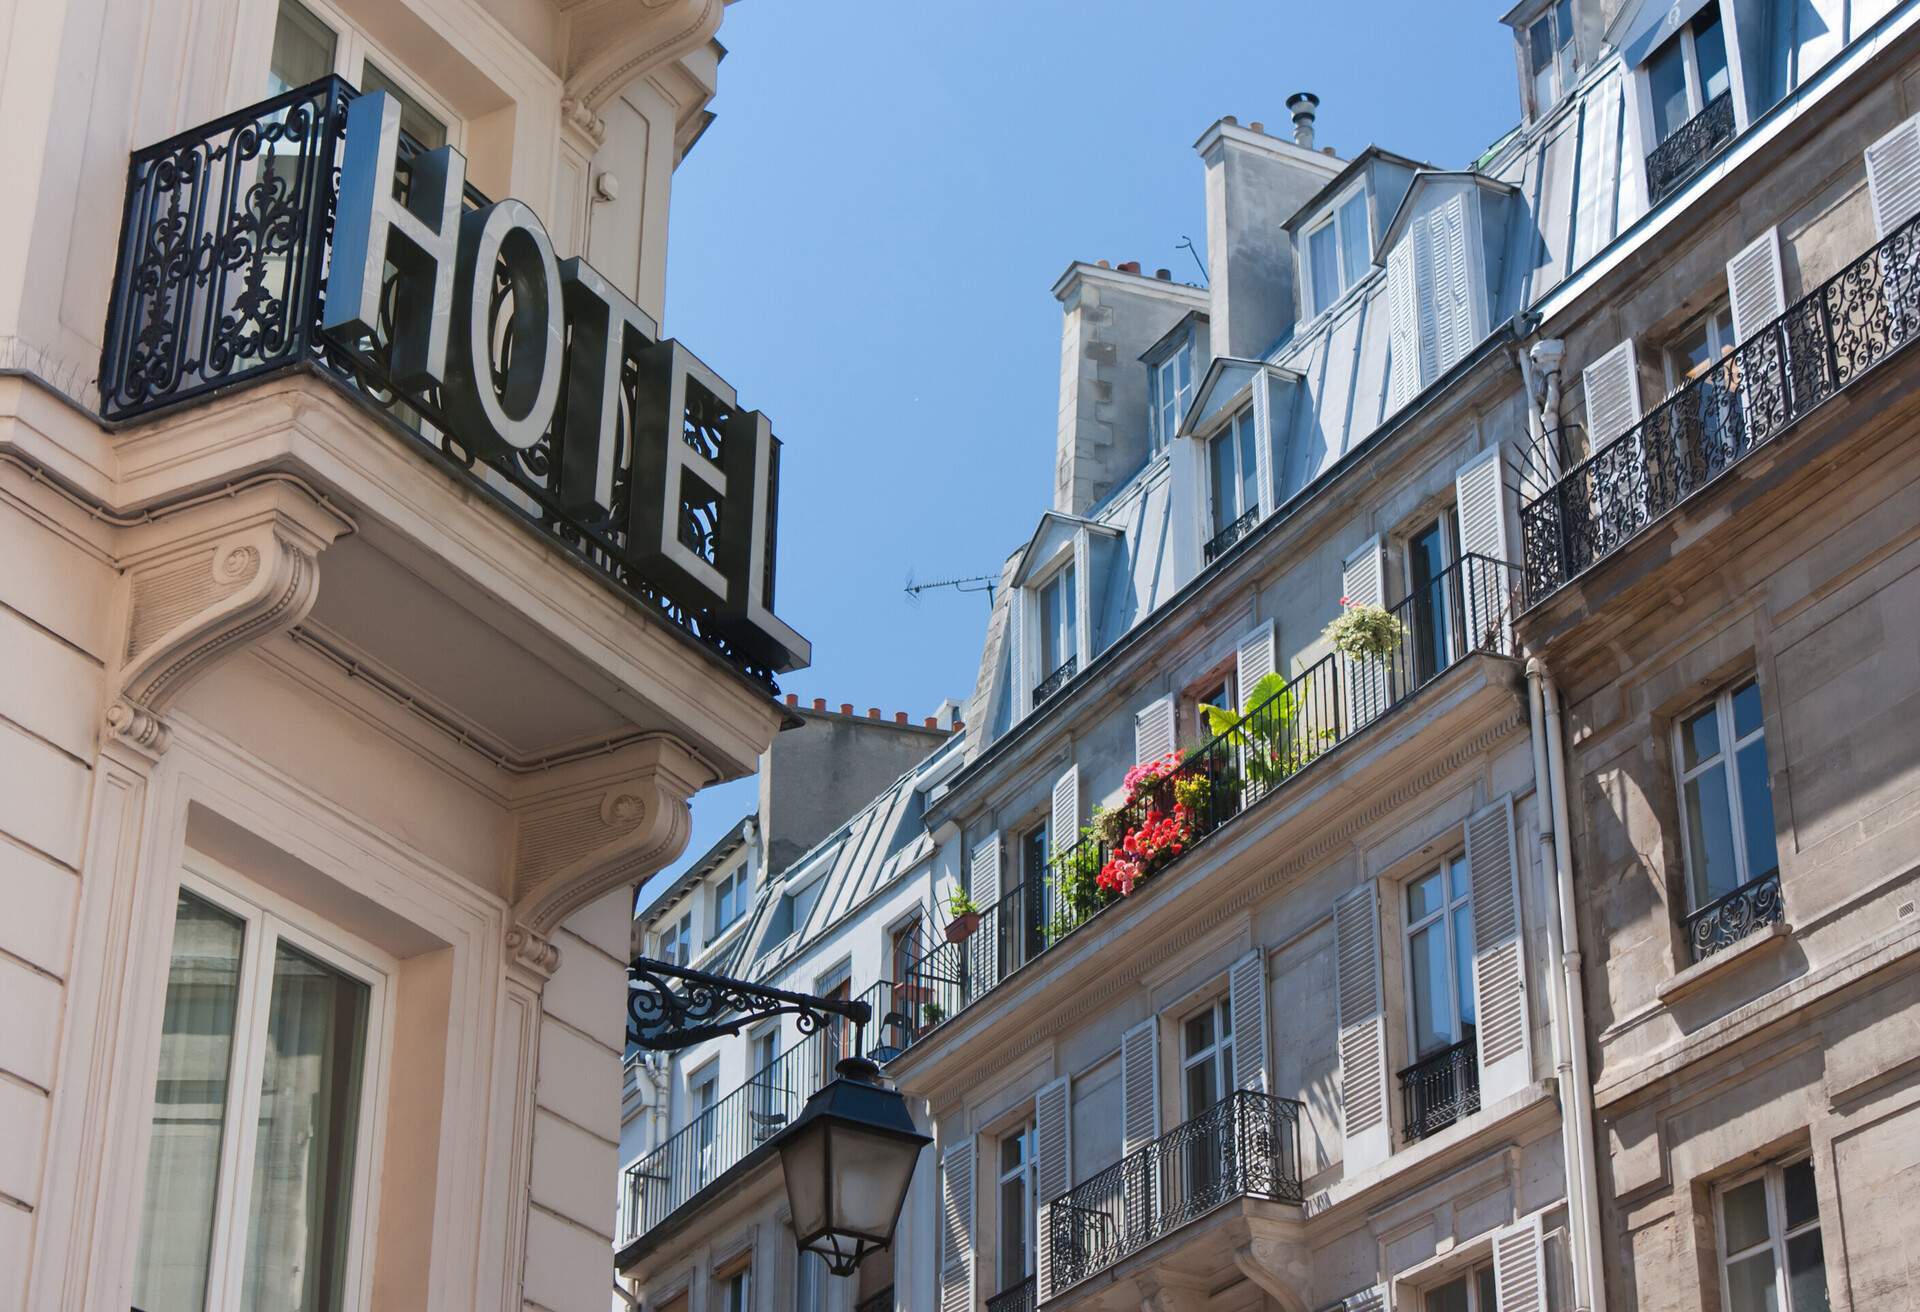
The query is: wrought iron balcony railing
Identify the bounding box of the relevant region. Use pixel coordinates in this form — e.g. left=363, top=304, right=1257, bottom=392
left=1685, top=869, right=1782, bottom=962
left=1521, top=212, right=1920, bottom=608
left=987, top=1274, right=1037, bottom=1312
left=1040, top=1091, right=1303, bottom=1300
left=1397, top=1025, right=1480, bottom=1144
left=896, top=554, right=1519, bottom=1048
left=1033, top=657, right=1078, bottom=706
left=1204, top=505, right=1260, bottom=564
left=1646, top=90, right=1736, bottom=204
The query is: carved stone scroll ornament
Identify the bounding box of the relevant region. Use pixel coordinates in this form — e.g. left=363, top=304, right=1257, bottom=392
left=105, top=486, right=350, bottom=759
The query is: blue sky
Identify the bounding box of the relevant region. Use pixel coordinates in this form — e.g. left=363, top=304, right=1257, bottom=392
left=641, top=1, right=1524, bottom=909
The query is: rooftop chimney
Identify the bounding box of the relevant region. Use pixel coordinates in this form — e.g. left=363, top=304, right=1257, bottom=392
left=1287, top=92, right=1319, bottom=150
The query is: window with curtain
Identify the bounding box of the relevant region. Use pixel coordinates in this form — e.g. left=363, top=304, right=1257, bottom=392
left=133, top=883, right=378, bottom=1312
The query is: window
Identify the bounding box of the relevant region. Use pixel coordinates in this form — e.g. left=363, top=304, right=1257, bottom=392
left=1647, top=4, right=1730, bottom=144
left=796, top=1251, right=827, bottom=1312
left=1675, top=679, right=1779, bottom=913
left=890, top=914, right=923, bottom=985
left=1665, top=303, right=1737, bottom=389
left=1305, top=190, right=1372, bottom=316
left=818, top=974, right=852, bottom=1072
left=1180, top=999, right=1235, bottom=1117
left=660, top=913, right=692, bottom=966
left=1194, top=676, right=1235, bottom=741
left=268, top=0, right=457, bottom=148
left=713, top=866, right=749, bottom=936
left=1526, top=0, right=1580, bottom=115
left=691, top=1066, right=719, bottom=1183
left=1424, top=1261, right=1499, bottom=1312
left=1152, top=339, right=1196, bottom=449
left=1717, top=1158, right=1829, bottom=1312
left=996, top=1124, right=1036, bottom=1291
left=749, top=1029, right=783, bottom=1141
left=720, top=1268, right=751, bottom=1312
left=1207, top=407, right=1260, bottom=540
left=1407, top=508, right=1461, bottom=684
left=1037, top=566, right=1077, bottom=682
left=1019, top=824, right=1052, bottom=961
left=1404, top=855, right=1475, bottom=1060
left=133, top=879, right=382, bottom=1312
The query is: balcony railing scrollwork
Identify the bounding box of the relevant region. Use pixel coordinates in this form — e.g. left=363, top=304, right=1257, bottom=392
left=1040, top=1091, right=1303, bottom=1300
left=1684, top=869, right=1782, bottom=962
left=1397, top=1025, right=1480, bottom=1144
left=1522, top=211, right=1920, bottom=607
left=1204, top=505, right=1260, bottom=564
left=986, top=1275, right=1036, bottom=1312
left=1646, top=90, right=1737, bottom=204
left=1033, top=657, right=1078, bottom=706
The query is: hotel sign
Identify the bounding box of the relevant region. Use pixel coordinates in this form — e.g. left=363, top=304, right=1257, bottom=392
left=323, top=91, right=808, bottom=675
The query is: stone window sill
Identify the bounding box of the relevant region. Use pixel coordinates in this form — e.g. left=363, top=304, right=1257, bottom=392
left=1655, top=919, right=1790, bottom=1007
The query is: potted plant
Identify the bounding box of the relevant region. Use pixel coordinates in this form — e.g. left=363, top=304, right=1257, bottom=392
left=921, top=1000, right=946, bottom=1026
left=942, top=888, right=982, bottom=943
left=1324, top=598, right=1407, bottom=663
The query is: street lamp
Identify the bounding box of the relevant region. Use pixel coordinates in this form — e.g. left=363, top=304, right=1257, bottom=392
left=778, top=1055, right=933, bottom=1276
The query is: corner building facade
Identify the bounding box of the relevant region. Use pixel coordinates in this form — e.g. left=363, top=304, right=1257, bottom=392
left=0, top=2, right=811, bottom=1310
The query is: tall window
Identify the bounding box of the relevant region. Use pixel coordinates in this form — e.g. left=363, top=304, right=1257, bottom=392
left=819, top=975, right=852, bottom=1072
left=1194, top=675, right=1235, bottom=742
left=1181, top=999, right=1235, bottom=1117
left=1037, top=566, right=1077, bottom=682
left=659, top=914, right=692, bottom=967
left=134, top=881, right=380, bottom=1312
left=749, top=1029, right=782, bottom=1141
left=1152, top=340, right=1196, bottom=449
left=713, top=866, right=749, bottom=936
left=720, top=1268, right=751, bottom=1312
left=1665, top=303, right=1737, bottom=389
left=1424, top=1261, right=1499, bottom=1312
left=267, top=0, right=454, bottom=147
left=996, top=1124, right=1036, bottom=1292
left=1674, top=679, right=1778, bottom=912
left=1404, top=855, right=1475, bottom=1060
left=1305, top=190, right=1372, bottom=316
left=1020, top=823, right=1052, bottom=959
left=1718, top=1158, right=1829, bottom=1312
left=1647, top=4, right=1730, bottom=144
left=1407, top=508, right=1460, bottom=684
left=1208, top=407, right=1260, bottom=540
left=890, top=914, right=923, bottom=986
left=691, top=1067, right=719, bottom=1183
left=1526, top=0, right=1580, bottom=115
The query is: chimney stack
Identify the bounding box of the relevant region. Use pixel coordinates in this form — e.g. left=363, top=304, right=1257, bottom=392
left=1286, top=92, right=1319, bottom=150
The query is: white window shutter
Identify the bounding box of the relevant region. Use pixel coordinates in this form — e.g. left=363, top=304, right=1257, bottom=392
left=1340, top=537, right=1390, bottom=731
left=1581, top=339, right=1642, bottom=448
left=1413, top=210, right=1443, bottom=390
left=1050, top=768, right=1081, bottom=856
left=1235, top=620, right=1278, bottom=703
left=1492, top=1214, right=1549, bottom=1312
left=1454, top=444, right=1512, bottom=650
left=1072, top=530, right=1093, bottom=668
left=1338, top=1288, right=1388, bottom=1312
left=1865, top=114, right=1920, bottom=238
left=939, top=1139, right=976, bottom=1312
left=1007, top=587, right=1029, bottom=721
left=1466, top=795, right=1532, bottom=1105
left=1334, top=881, right=1390, bottom=1173
left=1229, top=948, right=1269, bottom=1094
left=970, top=831, right=1002, bottom=901
left=1432, top=191, right=1476, bottom=374
left=1251, top=371, right=1277, bottom=517
left=1032, top=1076, right=1071, bottom=1299
left=1120, top=1018, right=1160, bottom=1153
left=1386, top=239, right=1420, bottom=408
left=1726, top=227, right=1787, bottom=341
left=1134, top=695, right=1176, bottom=763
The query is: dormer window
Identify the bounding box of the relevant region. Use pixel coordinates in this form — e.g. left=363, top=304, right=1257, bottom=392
left=712, top=866, right=748, bottom=935
left=659, top=913, right=692, bottom=966
left=1151, top=338, right=1196, bottom=450
left=1304, top=190, right=1371, bottom=317
left=1036, top=564, right=1077, bottom=692
left=1206, top=408, right=1259, bottom=561
left=1647, top=5, right=1730, bottom=146
left=1525, top=0, right=1580, bottom=117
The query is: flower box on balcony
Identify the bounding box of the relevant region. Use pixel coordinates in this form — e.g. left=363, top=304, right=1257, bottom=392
left=944, top=912, right=981, bottom=944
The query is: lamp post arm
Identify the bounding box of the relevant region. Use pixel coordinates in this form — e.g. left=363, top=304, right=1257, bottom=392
left=627, top=955, right=873, bottom=1050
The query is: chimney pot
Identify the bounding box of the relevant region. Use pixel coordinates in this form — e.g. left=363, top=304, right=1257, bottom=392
left=1096, top=259, right=1110, bottom=268
left=839, top=702, right=853, bottom=715
left=1118, top=260, right=1141, bottom=274
left=785, top=693, right=798, bottom=706
left=1286, top=91, right=1319, bottom=150
left=895, top=711, right=909, bottom=724
left=924, top=716, right=939, bottom=728
left=1249, top=120, right=1265, bottom=134
left=1155, top=268, right=1172, bottom=280
left=1223, top=115, right=1238, bottom=126
left=867, top=707, right=881, bottom=719
left=952, top=719, right=965, bottom=729
left=812, top=697, right=827, bottom=711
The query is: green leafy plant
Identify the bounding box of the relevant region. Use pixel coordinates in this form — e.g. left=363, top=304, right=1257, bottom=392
left=922, top=1001, right=946, bottom=1026
left=943, top=887, right=979, bottom=919
left=1045, top=826, right=1111, bottom=942
left=1199, top=670, right=1339, bottom=794
left=1323, top=602, right=1406, bottom=663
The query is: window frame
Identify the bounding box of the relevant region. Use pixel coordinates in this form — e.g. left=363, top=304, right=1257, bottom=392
left=269, top=0, right=464, bottom=149
left=1641, top=1, right=1732, bottom=146
left=1522, top=0, right=1580, bottom=118
left=1149, top=336, right=1196, bottom=450
left=1399, top=853, right=1475, bottom=1062
left=1301, top=186, right=1373, bottom=318
left=1206, top=405, right=1260, bottom=537
left=712, top=865, right=749, bottom=937
left=1671, top=677, right=1776, bottom=913
left=1419, top=1258, right=1500, bottom=1312
left=1035, top=561, right=1078, bottom=680
left=994, top=1121, right=1038, bottom=1291
left=1714, top=1156, right=1828, bottom=1312
left=1178, top=995, right=1235, bottom=1120
left=138, top=862, right=393, bottom=1312
left=1662, top=301, right=1738, bottom=392
left=659, top=912, right=693, bottom=966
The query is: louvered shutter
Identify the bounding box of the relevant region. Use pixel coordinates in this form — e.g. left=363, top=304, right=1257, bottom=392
left=1454, top=444, right=1511, bottom=650
left=1032, top=1077, right=1071, bottom=1300
left=1466, top=796, right=1532, bottom=1105
left=1229, top=949, right=1269, bottom=1093
left=1865, top=115, right=1920, bottom=238
left=1334, top=882, right=1390, bottom=1173
left=1251, top=370, right=1277, bottom=516
left=1134, top=695, right=1176, bottom=763
left=970, top=831, right=1001, bottom=899
left=1432, top=191, right=1476, bottom=374
left=1008, top=587, right=1028, bottom=720
left=1050, top=768, right=1080, bottom=856
left=1235, top=620, right=1278, bottom=702
left=939, top=1139, right=976, bottom=1312
left=1386, top=237, right=1420, bottom=408
left=1340, top=537, right=1390, bottom=732
left=1414, top=210, right=1443, bottom=389
left=1581, top=339, right=1642, bottom=448
left=1492, top=1214, right=1548, bottom=1312
left=1120, top=1018, right=1159, bottom=1153
left=1727, top=227, right=1787, bottom=342
left=1339, top=1288, right=1388, bottom=1312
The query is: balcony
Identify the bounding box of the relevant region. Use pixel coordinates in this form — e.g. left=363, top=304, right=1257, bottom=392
left=1204, top=506, right=1259, bottom=564
left=1034, top=656, right=1078, bottom=706
left=1646, top=90, right=1736, bottom=205
left=1685, top=869, right=1782, bottom=961
left=988, top=1275, right=1037, bottom=1312
left=1040, top=1092, right=1303, bottom=1304
left=898, top=554, right=1519, bottom=1045
left=1397, top=1026, right=1480, bottom=1144
left=1521, top=213, right=1920, bottom=609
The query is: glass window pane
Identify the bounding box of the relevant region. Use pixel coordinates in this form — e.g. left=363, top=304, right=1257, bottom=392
left=1725, top=1250, right=1779, bottom=1312
left=1000, top=1173, right=1027, bottom=1281
left=1407, top=868, right=1446, bottom=922
left=1449, top=854, right=1471, bottom=901
left=1648, top=37, right=1690, bottom=140
left=1236, top=411, right=1259, bottom=516
left=1674, top=319, right=1716, bottom=380
left=1723, top=1176, right=1773, bottom=1252
left=1176, top=343, right=1193, bottom=395
left=1783, top=1159, right=1819, bottom=1230
left=1555, top=0, right=1575, bottom=51
left=1686, top=764, right=1743, bottom=904
left=268, top=0, right=337, bottom=96
left=1408, top=923, right=1450, bottom=1054
left=361, top=61, right=448, bottom=150
left=1786, top=1229, right=1829, bottom=1312
left=134, top=893, right=247, bottom=1312
left=1477, top=1262, right=1499, bottom=1312
left=1694, top=10, right=1731, bottom=103
left=1338, top=193, right=1371, bottom=287
left=239, top=941, right=371, bottom=1312
left=1425, top=1272, right=1469, bottom=1312
left=1733, top=681, right=1764, bottom=739
left=1210, top=431, right=1238, bottom=533
left=1529, top=16, right=1554, bottom=74
left=1681, top=704, right=1722, bottom=771
left=1736, top=742, right=1778, bottom=879
left=1309, top=224, right=1340, bottom=314
left=1453, top=904, right=1476, bottom=1027
left=1039, top=578, right=1061, bottom=671
left=1185, top=1055, right=1220, bottom=1115
left=1184, top=1010, right=1214, bottom=1056
left=1061, top=570, right=1077, bottom=657
left=1219, top=996, right=1231, bottom=1035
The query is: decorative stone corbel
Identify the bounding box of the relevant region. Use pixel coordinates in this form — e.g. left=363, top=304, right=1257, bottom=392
left=508, top=733, right=712, bottom=939
left=561, top=0, right=726, bottom=122
left=505, top=923, right=562, bottom=980
left=1233, top=1241, right=1312, bottom=1312
left=105, top=483, right=351, bottom=760
left=559, top=96, right=607, bottom=150
left=1133, top=1271, right=1209, bottom=1312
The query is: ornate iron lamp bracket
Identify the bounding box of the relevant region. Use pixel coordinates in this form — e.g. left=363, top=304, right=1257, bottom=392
left=628, top=955, right=872, bottom=1050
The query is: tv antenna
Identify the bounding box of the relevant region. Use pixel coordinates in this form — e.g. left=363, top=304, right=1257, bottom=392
left=905, top=570, right=998, bottom=609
